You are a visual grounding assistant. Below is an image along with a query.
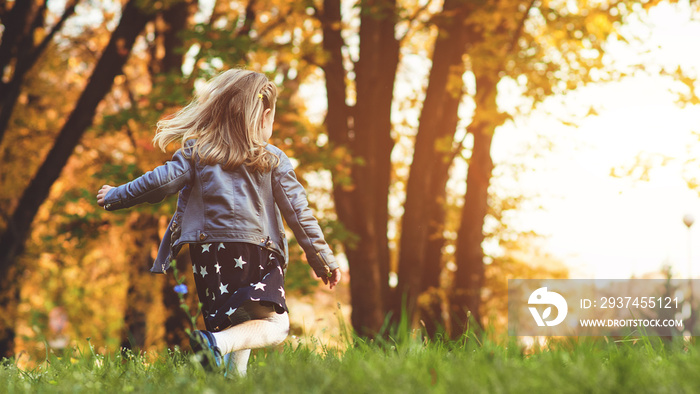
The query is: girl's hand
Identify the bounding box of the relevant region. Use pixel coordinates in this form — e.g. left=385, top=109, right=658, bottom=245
left=324, top=268, right=341, bottom=289
left=96, top=185, right=114, bottom=208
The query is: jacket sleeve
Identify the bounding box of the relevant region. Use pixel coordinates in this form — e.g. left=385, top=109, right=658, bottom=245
left=272, top=151, right=339, bottom=277
left=103, top=149, right=193, bottom=211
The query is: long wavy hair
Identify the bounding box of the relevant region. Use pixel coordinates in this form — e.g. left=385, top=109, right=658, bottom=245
left=153, top=69, right=279, bottom=172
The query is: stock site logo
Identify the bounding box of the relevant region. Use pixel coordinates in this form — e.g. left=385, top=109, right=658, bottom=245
left=528, top=287, right=568, bottom=327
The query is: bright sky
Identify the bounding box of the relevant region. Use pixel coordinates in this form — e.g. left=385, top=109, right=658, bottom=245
left=492, top=1, right=700, bottom=279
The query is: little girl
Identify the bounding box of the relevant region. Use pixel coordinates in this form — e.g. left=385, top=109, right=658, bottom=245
left=96, top=69, right=341, bottom=375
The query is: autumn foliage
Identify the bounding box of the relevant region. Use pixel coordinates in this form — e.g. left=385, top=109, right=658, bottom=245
left=1, top=0, right=678, bottom=360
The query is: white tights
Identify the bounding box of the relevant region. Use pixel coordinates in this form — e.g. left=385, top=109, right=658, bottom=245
left=212, top=301, right=289, bottom=376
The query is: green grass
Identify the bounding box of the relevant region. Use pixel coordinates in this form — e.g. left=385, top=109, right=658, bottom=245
left=2, top=334, right=699, bottom=393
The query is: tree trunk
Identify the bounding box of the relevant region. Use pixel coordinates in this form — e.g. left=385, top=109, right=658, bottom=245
left=0, top=0, right=39, bottom=359
left=0, top=1, right=77, bottom=144
left=0, top=0, right=36, bottom=82
left=451, top=69, right=498, bottom=336
left=0, top=0, right=153, bottom=300
left=160, top=0, right=191, bottom=73
left=319, top=0, right=369, bottom=332
left=353, top=0, right=399, bottom=325
left=320, top=0, right=399, bottom=336
left=0, top=0, right=40, bottom=144
left=394, top=0, right=471, bottom=325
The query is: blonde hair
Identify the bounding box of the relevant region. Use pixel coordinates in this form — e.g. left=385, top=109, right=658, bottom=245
left=153, top=69, right=279, bottom=172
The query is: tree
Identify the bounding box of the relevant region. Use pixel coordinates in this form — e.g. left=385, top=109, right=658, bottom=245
left=318, top=0, right=400, bottom=335
left=317, top=0, right=662, bottom=336
left=451, top=0, right=640, bottom=334
left=395, top=0, right=476, bottom=324
left=0, top=0, right=155, bottom=356
left=0, top=0, right=154, bottom=286
left=0, top=0, right=78, bottom=144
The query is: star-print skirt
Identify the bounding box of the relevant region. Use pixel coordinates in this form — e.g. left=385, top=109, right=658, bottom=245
left=189, top=242, right=288, bottom=332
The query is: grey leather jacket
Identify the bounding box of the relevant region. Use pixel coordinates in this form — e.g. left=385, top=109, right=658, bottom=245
left=103, top=143, right=338, bottom=278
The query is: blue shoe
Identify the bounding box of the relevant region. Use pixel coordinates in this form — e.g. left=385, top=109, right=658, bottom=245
left=189, top=330, right=223, bottom=370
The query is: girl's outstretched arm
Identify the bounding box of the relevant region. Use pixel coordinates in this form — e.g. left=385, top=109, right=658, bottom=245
left=97, top=148, right=193, bottom=211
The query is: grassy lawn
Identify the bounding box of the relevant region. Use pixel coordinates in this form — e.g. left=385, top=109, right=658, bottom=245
left=2, top=334, right=699, bottom=393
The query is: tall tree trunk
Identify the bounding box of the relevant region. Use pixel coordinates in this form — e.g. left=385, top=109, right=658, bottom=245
left=0, top=0, right=153, bottom=307
left=0, top=0, right=42, bottom=359
left=320, top=0, right=399, bottom=336
left=394, top=0, right=471, bottom=325
left=354, top=0, right=399, bottom=322
left=451, top=68, right=498, bottom=336
left=406, top=1, right=534, bottom=335
left=0, top=1, right=77, bottom=144
left=158, top=0, right=191, bottom=74
left=448, top=0, right=534, bottom=335
left=0, top=0, right=35, bottom=75
left=0, top=0, right=40, bottom=144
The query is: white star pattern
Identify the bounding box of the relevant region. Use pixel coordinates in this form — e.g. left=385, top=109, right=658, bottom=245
left=191, top=244, right=291, bottom=320
left=234, top=256, right=247, bottom=269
